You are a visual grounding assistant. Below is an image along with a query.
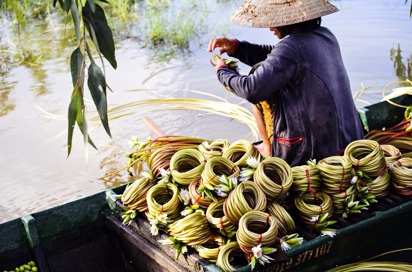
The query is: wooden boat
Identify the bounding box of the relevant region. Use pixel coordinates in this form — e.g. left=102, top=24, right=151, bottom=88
left=1, top=96, right=412, bottom=272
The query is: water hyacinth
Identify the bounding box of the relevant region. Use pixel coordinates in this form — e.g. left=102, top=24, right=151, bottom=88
left=214, top=174, right=238, bottom=197
left=158, top=168, right=173, bottom=184
left=240, top=156, right=260, bottom=182
left=279, top=233, right=304, bottom=251
left=128, top=135, right=139, bottom=149
left=250, top=244, right=276, bottom=271
left=179, top=188, right=191, bottom=205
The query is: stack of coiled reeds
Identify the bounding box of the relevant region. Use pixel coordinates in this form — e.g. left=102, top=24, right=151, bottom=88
left=119, top=121, right=412, bottom=272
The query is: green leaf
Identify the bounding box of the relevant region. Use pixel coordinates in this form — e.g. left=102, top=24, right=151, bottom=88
left=68, top=88, right=82, bottom=156
left=67, top=88, right=97, bottom=156
left=87, top=62, right=111, bottom=137
left=70, top=47, right=84, bottom=88
left=64, top=0, right=72, bottom=12
left=83, top=2, right=117, bottom=69
left=70, top=0, right=81, bottom=41
left=86, top=0, right=95, bottom=13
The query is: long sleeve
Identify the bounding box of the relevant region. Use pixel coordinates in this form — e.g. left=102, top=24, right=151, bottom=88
left=217, top=41, right=298, bottom=104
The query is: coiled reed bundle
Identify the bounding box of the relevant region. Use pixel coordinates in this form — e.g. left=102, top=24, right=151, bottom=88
left=390, top=158, right=412, bottom=196
left=365, top=118, right=412, bottom=154
left=201, top=156, right=240, bottom=189
left=142, top=136, right=207, bottom=177
left=206, top=199, right=237, bottom=234
left=146, top=183, right=182, bottom=222
left=330, top=185, right=358, bottom=215
left=344, top=139, right=387, bottom=179
left=266, top=202, right=295, bottom=237
left=237, top=211, right=278, bottom=255
left=223, top=181, right=267, bottom=225
left=403, top=152, right=412, bottom=158
left=170, top=148, right=206, bottom=186
left=294, top=192, right=334, bottom=227
left=291, top=163, right=322, bottom=194
left=199, top=139, right=230, bottom=159
left=168, top=210, right=212, bottom=246
left=222, top=139, right=260, bottom=167
left=254, top=157, right=293, bottom=202
left=317, top=156, right=353, bottom=194
left=356, top=170, right=391, bottom=198
left=193, top=234, right=226, bottom=263
left=380, top=144, right=402, bottom=167
left=147, top=147, right=181, bottom=178
left=121, top=175, right=156, bottom=212
left=216, top=241, right=249, bottom=272
left=189, top=179, right=213, bottom=209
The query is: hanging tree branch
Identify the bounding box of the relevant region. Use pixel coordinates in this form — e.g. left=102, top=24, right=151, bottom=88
left=53, top=0, right=116, bottom=156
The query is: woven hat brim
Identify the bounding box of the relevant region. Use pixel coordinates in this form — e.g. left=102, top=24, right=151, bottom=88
left=231, top=0, right=339, bottom=28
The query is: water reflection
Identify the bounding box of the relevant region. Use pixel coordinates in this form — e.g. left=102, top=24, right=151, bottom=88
left=0, top=40, right=16, bottom=117
left=391, top=44, right=412, bottom=81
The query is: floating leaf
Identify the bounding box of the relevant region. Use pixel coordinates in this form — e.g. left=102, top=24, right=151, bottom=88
left=87, top=62, right=111, bottom=137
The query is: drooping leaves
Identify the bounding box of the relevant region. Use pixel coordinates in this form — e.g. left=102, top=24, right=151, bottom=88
left=70, top=47, right=84, bottom=88
left=88, top=62, right=111, bottom=137
left=86, top=0, right=96, bottom=13
left=68, top=87, right=97, bottom=156
left=83, top=2, right=117, bottom=69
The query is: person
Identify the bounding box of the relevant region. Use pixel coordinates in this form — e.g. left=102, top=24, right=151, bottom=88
left=208, top=0, right=364, bottom=167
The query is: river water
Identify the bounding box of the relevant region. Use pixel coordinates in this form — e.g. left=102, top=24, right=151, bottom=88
left=0, top=0, right=411, bottom=223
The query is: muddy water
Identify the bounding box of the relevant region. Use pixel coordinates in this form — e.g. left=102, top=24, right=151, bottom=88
left=0, top=0, right=411, bottom=223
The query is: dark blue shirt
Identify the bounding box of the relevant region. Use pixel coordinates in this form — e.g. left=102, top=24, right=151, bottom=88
left=217, top=26, right=364, bottom=166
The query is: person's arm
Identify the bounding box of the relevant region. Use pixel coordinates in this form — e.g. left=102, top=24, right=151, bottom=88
left=208, top=37, right=273, bottom=67
left=252, top=104, right=272, bottom=158
left=216, top=41, right=298, bottom=104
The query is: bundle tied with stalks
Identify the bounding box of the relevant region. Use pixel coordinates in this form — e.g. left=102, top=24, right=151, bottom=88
left=121, top=171, right=156, bottom=212
left=193, top=234, right=227, bottom=263
left=199, top=139, right=230, bottom=160
left=222, top=139, right=261, bottom=167
left=168, top=210, right=213, bottom=246
left=389, top=157, right=412, bottom=197
left=216, top=241, right=249, bottom=272
left=127, top=136, right=208, bottom=178
left=266, top=202, right=296, bottom=237
left=189, top=178, right=214, bottom=209
left=291, top=160, right=322, bottom=194
left=365, top=103, right=412, bottom=154
left=344, top=139, right=390, bottom=198
left=253, top=157, right=293, bottom=202
left=145, top=182, right=182, bottom=235
left=294, top=191, right=336, bottom=237
left=206, top=198, right=237, bottom=237
left=237, top=211, right=278, bottom=261
left=169, top=148, right=206, bottom=186
left=380, top=144, right=402, bottom=167
left=223, top=181, right=267, bottom=226
left=316, top=156, right=355, bottom=215
left=200, top=156, right=240, bottom=202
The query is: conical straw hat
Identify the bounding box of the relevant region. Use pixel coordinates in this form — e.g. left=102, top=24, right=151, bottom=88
left=231, top=0, right=339, bottom=28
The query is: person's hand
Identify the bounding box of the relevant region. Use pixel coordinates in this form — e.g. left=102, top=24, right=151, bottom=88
left=208, top=37, right=236, bottom=55
left=255, top=141, right=272, bottom=158
left=214, top=58, right=227, bottom=73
